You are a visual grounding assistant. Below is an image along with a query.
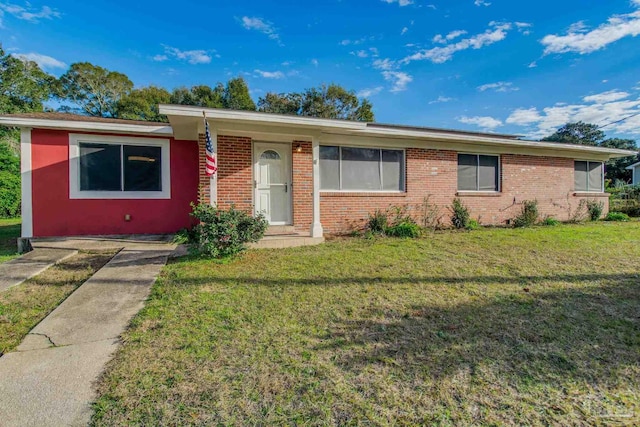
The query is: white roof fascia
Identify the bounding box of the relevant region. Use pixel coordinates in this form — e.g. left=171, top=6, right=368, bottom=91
left=0, top=117, right=174, bottom=136
left=159, top=104, right=366, bottom=131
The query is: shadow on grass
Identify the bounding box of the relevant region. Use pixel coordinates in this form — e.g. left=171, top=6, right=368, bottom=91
left=315, top=278, right=640, bottom=390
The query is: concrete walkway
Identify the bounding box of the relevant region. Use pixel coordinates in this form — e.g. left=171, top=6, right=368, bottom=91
left=0, top=248, right=78, bottom=292
left=0, top=236, right=176, bottom=427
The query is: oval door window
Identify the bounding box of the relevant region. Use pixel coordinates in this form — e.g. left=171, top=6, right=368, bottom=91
left=261, top=150, right=281, bottom=160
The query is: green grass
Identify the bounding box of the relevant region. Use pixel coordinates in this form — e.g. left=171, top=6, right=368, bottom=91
left=93, top=223, right=640, bottom=426
left=0, top=250, right=117, bottom=355
left=0, top=217, right=21, bottom=263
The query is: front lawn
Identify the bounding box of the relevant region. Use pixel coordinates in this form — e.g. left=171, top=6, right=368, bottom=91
left=93, top=223, right=640, bottom=426
left=0, top=218, right=20, bottom=264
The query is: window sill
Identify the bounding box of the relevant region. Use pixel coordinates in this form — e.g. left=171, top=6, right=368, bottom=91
left=573, top=192, right=608, bottom=197
left=320, top=191, right=407, bottom=197
left=70, top=191, right=171, bottom=200
left=456, top=191, right=502, bottom=197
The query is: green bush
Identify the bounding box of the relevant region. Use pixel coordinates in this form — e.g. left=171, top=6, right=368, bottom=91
left=385, top=221, right=421, bottom=238
left=367, top=209, right=388, bottom=234
left=450, top=198, right=470, bottom=229
left=513, top=200, right=539, bottom=228
left=542, top=216, right=560, bottom=226
left=466, top=219, right=480, bottom=230
left=604, top=212, right=630, bottom=222
left=586, top=200, right=605, bottom=221
left=0, top=142, right=20, bottom=218
left=189, top=203, right=268, bottom=258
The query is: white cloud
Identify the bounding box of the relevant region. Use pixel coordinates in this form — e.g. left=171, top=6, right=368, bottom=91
left=161, top=45, right=212, bottom=64
left=582, top=90, right=630, bottom=103
left=372, top=58, right=397, bottom=70
left=357, top=86, right=384, bottom=97
left=429, top=96, right=456, bottom=104
left=477, top=81, right=519, bottom=92
left=14, top=52, right=66, bottom=69
left=381, top=0, right=413, bottom=6
left=541, top=6, right=640, bottom=55
left=505, top=108, right=542, bottom=125
left=382, top=71, right=413, bottom=92
left=311, top=58, right=319, bottom=66
left=458, top=116, right=503, bottom=130
left=528, top=61, right=537, bottom=68
left=152, top=54, right=168, bottom=62
left=404, top=22, right=512, bottom=64
left=433, top=30, right=468, bottom=44
left=351, top=50, right=369, bottom=58
left=505, top=89, right=640, bottom=138
left=240, top=16, right=281, bottom=43
left=474, top=0, right=491, bottom=6
left=401, top=27, right=409, bottom=35
left=254, top=69, right=285, bottom=79
left=0, top=3, right=60, bottom=23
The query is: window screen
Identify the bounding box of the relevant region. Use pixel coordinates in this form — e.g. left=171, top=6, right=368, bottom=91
left=574, top=161, right=603, bottom=192
left=79, top=143, right=122, bottom=191
left=458, top=154, right=499, bottom=191
left=123, top=145, right=162, bottom=191
left=341, top=147, right=381, bottom=190
left=319, top=146, right=405, bottom=191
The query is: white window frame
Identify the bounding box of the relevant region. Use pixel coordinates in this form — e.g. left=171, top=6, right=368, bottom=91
left=574, top=160, right=604, bottom=193
left=69, top=133, right=171, bottom=199
left=319, top=145, right=406, bottom=193
left=457, top=153, right=501, bottom=192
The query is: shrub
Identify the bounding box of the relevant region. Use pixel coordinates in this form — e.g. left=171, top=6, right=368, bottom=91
left=542, top=216, right=560, bottom=226
left=466, top=219, right=480, bottom=230
left=586, top=199, right=605, bottom=221
left=569, top=199, right=589, bottom=223
left=417, top=195, right=442, bottom=230
left=513, top=200, right=539, bottom=228
left=450, top=198, right=470, bottom=229
left=385, top=221, right=421, bottom=238
left=0, top=142, right=20, bottom=218
left=604, top=212, right=630, bottom=222
left=190, top=203, right=268, bottom=258
left=367, top=209, right=388, bottom=234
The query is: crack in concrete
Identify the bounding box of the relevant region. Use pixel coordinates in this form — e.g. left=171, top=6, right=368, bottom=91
left=29, top=332, right=58, bottom=347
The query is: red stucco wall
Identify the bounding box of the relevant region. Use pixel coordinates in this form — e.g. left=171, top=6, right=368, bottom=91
left=30, top=129, right=198, bottom=237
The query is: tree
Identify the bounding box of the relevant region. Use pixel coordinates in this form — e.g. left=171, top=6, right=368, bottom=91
left=258, top=83, right=375, bottom=121
left=170, top=84, right=225, bottom=108
left=116, top=86, right=171, bottom=122
left=600, top=138, right=638, bottom=183
left=58, top=62, right=133, bottom=117
left=223, top=77, right=255, bottom=111
left=0, top=46, right=55, bottom=144
left=542, top=121, right=605, bottom=146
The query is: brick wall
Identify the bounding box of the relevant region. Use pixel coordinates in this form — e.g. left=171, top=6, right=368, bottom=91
left=198, top=136, right=609, bottom=235
left=292, top=141, right=313, bottom=233
left=320, top=148, right=609, bottom=234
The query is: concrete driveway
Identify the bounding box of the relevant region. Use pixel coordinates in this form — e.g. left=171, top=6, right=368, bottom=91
left=0, top=236, right=176, bottom=427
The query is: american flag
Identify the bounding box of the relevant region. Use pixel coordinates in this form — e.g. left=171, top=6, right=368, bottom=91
left=204, top=119, right=217, bottom=176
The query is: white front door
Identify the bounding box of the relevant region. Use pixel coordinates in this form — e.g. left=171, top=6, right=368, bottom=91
left=254, top=143, right=291, bottom=225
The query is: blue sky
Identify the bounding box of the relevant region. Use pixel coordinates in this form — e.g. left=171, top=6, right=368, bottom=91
left=2, top=0, right=640, bottom=140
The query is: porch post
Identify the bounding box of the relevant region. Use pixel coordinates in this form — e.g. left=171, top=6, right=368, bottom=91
left=310, top=135, right=323, bottom=237
left=209, top=125, right=218, bottom=206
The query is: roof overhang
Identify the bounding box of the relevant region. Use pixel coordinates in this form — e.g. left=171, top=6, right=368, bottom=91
left=626, top=161, right=640, bottom=170
left=0, top=116, right=174, bottom=137
left=161, top=105, right=638, bottom=161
